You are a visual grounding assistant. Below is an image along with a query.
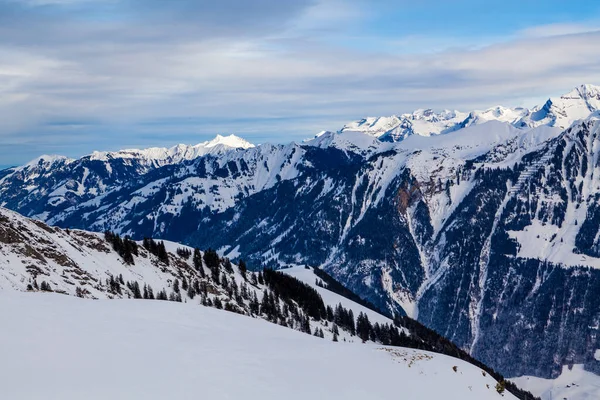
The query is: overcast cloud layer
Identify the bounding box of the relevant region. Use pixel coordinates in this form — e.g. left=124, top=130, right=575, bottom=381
left=1, top=0, right=600, bottom=166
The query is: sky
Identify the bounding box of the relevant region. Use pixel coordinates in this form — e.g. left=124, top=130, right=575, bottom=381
left=1, top=0, right=600, bottom=167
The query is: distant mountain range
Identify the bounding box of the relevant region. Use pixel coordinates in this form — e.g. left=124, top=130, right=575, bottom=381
left=2, top=84, right=600, bottom=383
left=339, top=84, right=600, bottom=141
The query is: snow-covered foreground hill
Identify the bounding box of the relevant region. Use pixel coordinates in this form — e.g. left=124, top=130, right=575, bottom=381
left=0, top=292, right=514, bottom=400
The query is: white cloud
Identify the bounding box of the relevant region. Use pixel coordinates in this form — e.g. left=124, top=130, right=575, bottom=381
left=519, top=22, right=600, bottom=38
left=1, top=1, right=600, bottom=165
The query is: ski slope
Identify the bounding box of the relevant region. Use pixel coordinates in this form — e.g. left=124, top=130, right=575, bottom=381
left=0, top=292, right=514, bottom=400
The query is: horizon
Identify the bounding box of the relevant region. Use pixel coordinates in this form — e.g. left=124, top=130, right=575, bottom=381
left=0, top=81, right=598, bottom=169
left=1, top=0, right=600, bottom=165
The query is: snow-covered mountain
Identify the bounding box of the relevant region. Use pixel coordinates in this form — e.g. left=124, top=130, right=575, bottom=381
left=0, top=206, right=537, bottom=399
left=3, top=84, right=600, bottom=386
left=89, top=134, right=255, bottom=166
left=0, top=291, right=517, bottom=400
left=340, top=84, right=600, bottom=141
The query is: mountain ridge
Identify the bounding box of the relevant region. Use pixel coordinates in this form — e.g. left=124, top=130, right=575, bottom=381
left=340, top=84, right=600, bottom=142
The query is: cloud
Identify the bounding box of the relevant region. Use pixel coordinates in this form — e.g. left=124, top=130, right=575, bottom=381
left=1, top=0, right=600, bottom=166
left=519, top=22, right=600, bottom=38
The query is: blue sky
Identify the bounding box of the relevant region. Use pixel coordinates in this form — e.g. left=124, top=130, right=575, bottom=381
left=1, top=0, right=600, bottom=168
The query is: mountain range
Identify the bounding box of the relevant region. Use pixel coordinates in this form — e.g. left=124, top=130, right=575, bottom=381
left=2, top=84, right=600, bottom=384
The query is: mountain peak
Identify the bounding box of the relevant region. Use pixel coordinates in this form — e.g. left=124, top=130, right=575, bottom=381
left=562, top=83, right=600, bottom=100
left=204, top=134, right=255, bottom=149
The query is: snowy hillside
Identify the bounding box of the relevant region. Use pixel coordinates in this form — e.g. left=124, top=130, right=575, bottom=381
left=0, top=292, right=516, bottom=400
left=285, top=266, right=393, bottom=326
left=0, top=207, right=537, bottom=399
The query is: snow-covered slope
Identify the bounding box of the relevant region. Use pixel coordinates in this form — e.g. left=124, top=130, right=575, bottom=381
left=0, top=207, right=532, bottom=399
left=0, top=292, right=515, bottom=400
left=512, top=365, right=600, bottom=400
left=340, top=84, right=600, bottom=142
left=285, top=266, right=393, bottom=326
left=0, top=205, right=189, bottom=297
left=520, top=84, right=600, bottom=129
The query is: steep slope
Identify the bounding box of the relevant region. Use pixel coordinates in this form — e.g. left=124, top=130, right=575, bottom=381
left=417, top=116, right=600, bottom=378
left=0, top=292, right=515, bottom=400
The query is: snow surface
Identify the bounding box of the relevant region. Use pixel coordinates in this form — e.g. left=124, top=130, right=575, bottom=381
left=0, top=291, right=515, bottom=400
left=284, top=266, right=393, bottom=326
left=512, top=365, right=600, bottom=400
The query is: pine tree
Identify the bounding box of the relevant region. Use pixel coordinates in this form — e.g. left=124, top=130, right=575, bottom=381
left=223, top=258, right=233, bottom=274
left=214, top=297, right=223, bottom=309
left=147, top=285, right=155, bottom=300
left=356, top=312, right=372, bottom=343
left=131, top=281, right=142, bottom=299
left=193, top=248, right=204, bottom=277
left=238, top=259, right=247, bottom=280
left=257, top=272, right=264, bottom=285
left=157, top=241, right=169, bottom=265
left=187, top=286, right=196, bottom=299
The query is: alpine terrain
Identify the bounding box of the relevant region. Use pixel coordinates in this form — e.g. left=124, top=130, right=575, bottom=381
left=0, top=206, right=532, bottom=399
left=3, top=84, right=600, bottom=394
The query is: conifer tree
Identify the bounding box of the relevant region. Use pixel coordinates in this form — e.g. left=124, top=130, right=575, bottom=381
left=238, top=259, right=247, bottom=280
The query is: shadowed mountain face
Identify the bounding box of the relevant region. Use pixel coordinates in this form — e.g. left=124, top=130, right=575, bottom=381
left=4, top=87, right=600, bottom=379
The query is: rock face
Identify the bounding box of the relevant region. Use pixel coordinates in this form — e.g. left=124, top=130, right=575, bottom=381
left=3, top=85, right=600, bottom=379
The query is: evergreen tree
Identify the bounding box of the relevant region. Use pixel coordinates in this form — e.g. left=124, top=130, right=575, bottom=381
left=214, top=297, right=223, bottom=309
left=147, top=285, right=155, bottom=300
left=193, top=248, right=205, bottom=277
left=223, top=258, right=233, bottom=274
left=157, top=241, right=169, bottom=265
left=356, top=312, right=372, bottom=343
left=131, top=281, right=142, bottom=299
left=238, top=259, right=247, bottom=280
